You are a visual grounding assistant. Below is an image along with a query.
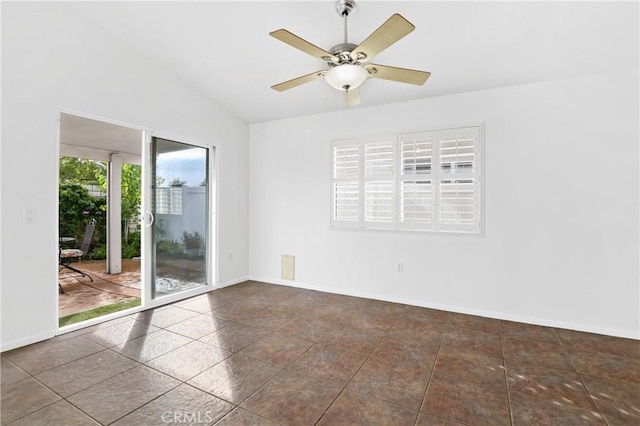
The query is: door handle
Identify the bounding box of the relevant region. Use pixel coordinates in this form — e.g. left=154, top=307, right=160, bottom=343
left=145, top=211, right=155, bottom=227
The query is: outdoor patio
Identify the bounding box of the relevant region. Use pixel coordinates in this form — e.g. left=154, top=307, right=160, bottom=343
left=58, top=256, right=206, bottom=319
left=58, top=259, right=141, bottom=318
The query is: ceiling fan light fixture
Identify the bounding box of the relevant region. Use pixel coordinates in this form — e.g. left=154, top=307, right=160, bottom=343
left=325, top=64, right=368, bottom=91
left=270, top=2, right=430, bottom=104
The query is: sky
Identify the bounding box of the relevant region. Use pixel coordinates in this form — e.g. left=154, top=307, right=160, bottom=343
left=156, top=148, right=207, bottom=187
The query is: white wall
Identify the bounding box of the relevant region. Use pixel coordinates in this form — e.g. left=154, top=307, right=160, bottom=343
left=158, top=187, right=207, bottom=248
left=1, top=3, right=250, bottom=350
left=249, top=70, right=639, bottom=338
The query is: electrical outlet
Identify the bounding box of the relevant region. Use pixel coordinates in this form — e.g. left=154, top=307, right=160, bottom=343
left=397, top=262, right=404, bottom=272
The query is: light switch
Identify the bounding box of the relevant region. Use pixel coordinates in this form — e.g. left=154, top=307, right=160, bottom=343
left=22, top=208, right=36, bottom=224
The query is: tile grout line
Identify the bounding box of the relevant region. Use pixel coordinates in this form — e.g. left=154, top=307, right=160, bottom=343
left=3, top=336, right=111, bottom=379
left=552, top=328, right=611, bottom=426
left=104, top=380, right=184, bottom=426
left=5, top=357, right=110, bottom=425
left=313, top=304, right=418, bottom=425
left=91, top=314, right=245, bottom=424
left=2, top=331, right=162, bottom=425
left=1, top=378, right=61, bottom=425
left=60, top=318, right=197, bottom=425
left=196, top=297, right=357, bottom=424
left=60, top=345, right=176, bottom=425
left=497, top=320, right=515, bottom=426
left=262, top=302, right=360, bottom=424
left=415, top=312, right=453, bottom=426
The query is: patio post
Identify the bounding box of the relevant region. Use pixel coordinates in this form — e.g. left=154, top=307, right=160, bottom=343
left=107, top=153, right=122, bottom=274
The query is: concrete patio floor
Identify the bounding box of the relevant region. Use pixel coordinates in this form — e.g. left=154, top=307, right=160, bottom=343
left=58, top=259, right=141, bottom=318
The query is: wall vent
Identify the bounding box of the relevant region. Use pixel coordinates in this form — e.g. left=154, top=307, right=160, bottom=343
left=281, top=255, right=295, bottom=281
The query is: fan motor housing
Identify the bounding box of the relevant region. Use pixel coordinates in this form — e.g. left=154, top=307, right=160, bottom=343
left=329, top=42, right=358, bottom=65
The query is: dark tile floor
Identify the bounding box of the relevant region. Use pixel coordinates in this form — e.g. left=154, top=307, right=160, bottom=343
left=2, top=281, right=639, bottom=425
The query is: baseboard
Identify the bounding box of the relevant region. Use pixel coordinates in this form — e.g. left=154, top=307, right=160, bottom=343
left=218, top=276, right=250, bottom=289
left=1, top=330, right=57, bottom=352
left=248, top=275, right=640, bottom=340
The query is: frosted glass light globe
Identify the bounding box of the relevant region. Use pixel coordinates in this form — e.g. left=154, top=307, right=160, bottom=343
left=325, top=64, right=368, bottom=91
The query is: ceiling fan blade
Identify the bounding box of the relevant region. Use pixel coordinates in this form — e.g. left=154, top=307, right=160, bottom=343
left=270, top=29, right=337, bottom=62
left=271, top=70, right=325, bottom=92
left=343, top=88, right=361, bottom=107
left=365, top=64, right=430, bottom=85
left=352, top=14, right=415, bottom=62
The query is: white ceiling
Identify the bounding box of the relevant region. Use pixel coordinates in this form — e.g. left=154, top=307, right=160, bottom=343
left=69, top=1, right=638, bottom=124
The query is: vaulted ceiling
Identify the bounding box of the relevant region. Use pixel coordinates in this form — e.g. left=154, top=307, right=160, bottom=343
left=70, top=1, right=638, bottom=124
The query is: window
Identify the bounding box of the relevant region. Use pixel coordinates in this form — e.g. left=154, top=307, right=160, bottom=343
left=331, top=125, right=482, bottom=234
left=156, top=187, right=183, bottom=215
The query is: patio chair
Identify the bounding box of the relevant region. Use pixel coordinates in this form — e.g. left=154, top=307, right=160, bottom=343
left=59, top=219, right=96, bottom=292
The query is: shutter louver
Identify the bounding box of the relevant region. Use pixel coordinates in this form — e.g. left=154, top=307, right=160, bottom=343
left=365, top=181, right=394, bottom=222
left=440, top=134, right=475, bottom=174
left=439, top=127, right=479, bottom=230
left=400, top=132, right=435, bottom=228
left=332, top=142, right=361, bottom=224
left=365, top=141, right=395, bottom=225
left=365, top=143, right=394, bottom=177
left=401, top=180, right=432, bottom=223
left=401, top=136, right=432, bottom=174
left=334, top=145, right=360, bottom=178
left=333, top=182, right=359, bottom=221
left=440, top=179, right=475, bottom=224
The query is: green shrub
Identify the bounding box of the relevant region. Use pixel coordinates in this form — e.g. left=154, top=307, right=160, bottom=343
left=122, top=231, right=141, bottom=258
left=90, top=244, right=107, bottom=260
left=157, top=240, right=181, bottom=256
left=181, top=231, right=203, bottom=250
left=59, top=183, right=105, bottom=243
left=121, top=244, right=139, bottom=259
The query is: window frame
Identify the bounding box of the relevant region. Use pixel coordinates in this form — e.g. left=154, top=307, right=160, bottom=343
left=330, top=123, right=484, bottom=235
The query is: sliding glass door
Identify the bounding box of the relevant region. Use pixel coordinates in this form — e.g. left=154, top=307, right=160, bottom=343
left=150, top=137, right=210, bottom=298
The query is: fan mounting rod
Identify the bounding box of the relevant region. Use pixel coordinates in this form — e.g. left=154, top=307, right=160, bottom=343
left=328, top=0, right=358, bottom=65
left=337, top=0, right=355, bottom=46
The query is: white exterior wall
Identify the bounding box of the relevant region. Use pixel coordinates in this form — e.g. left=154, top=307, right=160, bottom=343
left=158, top=186, right=207, bottom=247
left=1, top=3, right=250, bottom=350
left=249, top=70, right=639, bottom=339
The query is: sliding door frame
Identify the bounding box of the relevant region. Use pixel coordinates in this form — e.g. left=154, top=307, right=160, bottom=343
left=56, top=110, right=218, bottom=334
left=57, top=109, right=147, bottom=334
left=142, top=131, right=218, bottom=309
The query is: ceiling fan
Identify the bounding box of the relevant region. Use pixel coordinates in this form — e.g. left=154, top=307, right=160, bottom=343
left=270, top=0, right=430, bottom=106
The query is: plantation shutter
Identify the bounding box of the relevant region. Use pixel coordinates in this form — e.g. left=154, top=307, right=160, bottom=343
left=331, top=141, right=361, bottom=225
left=364, top=139, right=395, bottom=227
left=330, top=124, right=482, bottom=234
left=399, top=131, right=435, bottom=229
left=438, top=127, right=480, bottom=232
